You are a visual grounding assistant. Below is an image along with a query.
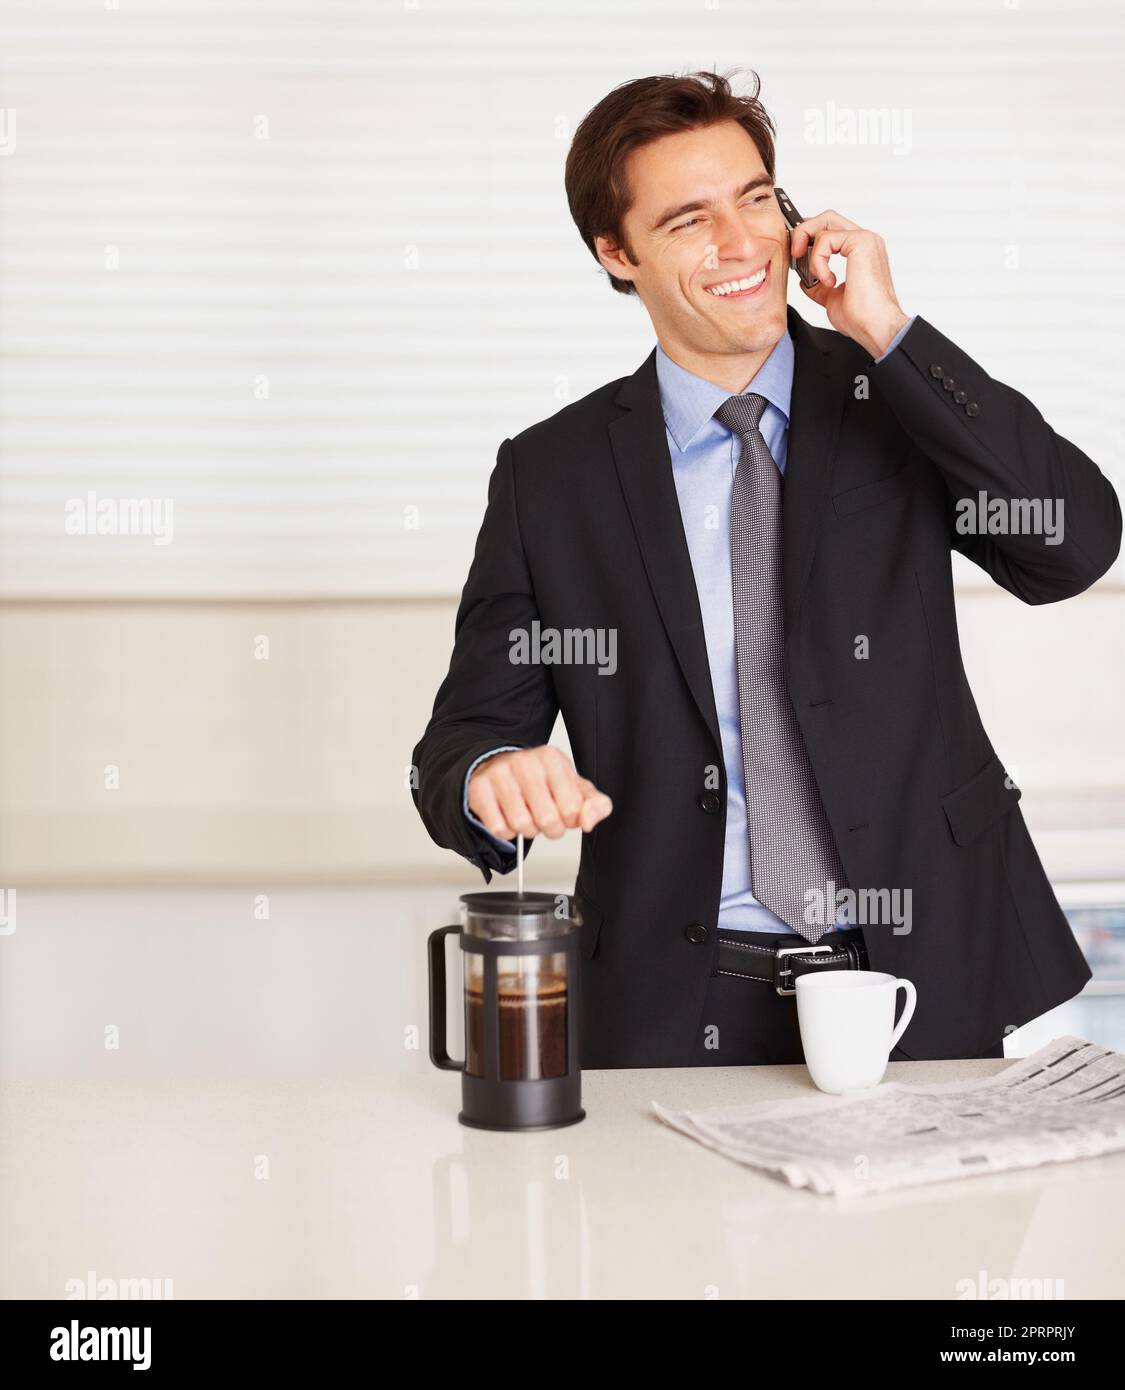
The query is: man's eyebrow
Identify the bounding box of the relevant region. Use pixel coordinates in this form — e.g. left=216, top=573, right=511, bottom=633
left=650, top=176, right=774, bottom=232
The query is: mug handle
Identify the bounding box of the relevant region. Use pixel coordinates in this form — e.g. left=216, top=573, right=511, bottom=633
left=428, top=925, right=463, bottom=1072
left=889, top=978, right=917, bottom=1052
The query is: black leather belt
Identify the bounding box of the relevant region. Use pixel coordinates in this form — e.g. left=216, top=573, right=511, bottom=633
left=715, top=927, right=870, bottom=996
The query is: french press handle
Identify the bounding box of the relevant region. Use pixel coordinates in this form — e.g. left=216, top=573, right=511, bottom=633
left=428, top=925, right=463, bottom=1071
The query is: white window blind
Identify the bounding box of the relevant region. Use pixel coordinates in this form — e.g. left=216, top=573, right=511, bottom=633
left=0, top=0, right=1122, bottom=597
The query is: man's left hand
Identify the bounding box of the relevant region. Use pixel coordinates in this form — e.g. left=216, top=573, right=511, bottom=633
left=790, top=211, right=910, bottom=359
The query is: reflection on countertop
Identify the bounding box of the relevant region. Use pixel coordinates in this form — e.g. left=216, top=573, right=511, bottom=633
left=2, top=1059, right=1123, bottom=1299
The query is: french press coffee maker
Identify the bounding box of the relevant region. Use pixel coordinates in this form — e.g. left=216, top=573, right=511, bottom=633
left=428, top=891, right=585, bottom=1131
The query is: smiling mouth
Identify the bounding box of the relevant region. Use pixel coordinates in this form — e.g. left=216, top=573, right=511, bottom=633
left=703, top=263, right=770, bottom=300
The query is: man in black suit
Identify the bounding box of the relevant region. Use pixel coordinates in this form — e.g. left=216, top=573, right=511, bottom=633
left=412, top=72, right=1121, bottom=1068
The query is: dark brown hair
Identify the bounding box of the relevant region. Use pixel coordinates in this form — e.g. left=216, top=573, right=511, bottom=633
left=565, top=69, right=777, bottom=296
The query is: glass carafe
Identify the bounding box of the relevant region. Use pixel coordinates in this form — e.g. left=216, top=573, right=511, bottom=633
left=429, top=891, right=585, bottom=1131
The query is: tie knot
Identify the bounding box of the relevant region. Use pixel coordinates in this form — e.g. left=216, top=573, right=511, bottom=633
left=715, top=391, right=768, bottom=436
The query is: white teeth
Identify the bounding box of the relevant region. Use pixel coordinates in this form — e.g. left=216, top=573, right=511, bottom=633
left=707, top=268, right=767, bottom=296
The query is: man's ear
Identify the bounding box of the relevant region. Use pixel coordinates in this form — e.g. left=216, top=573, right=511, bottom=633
left=594, top=232, right=638, bottom=288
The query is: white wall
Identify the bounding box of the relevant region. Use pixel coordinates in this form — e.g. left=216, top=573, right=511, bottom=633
left=1, top=586, right=1121, bottom=887
left=3, top=0, right=1124, bottom=600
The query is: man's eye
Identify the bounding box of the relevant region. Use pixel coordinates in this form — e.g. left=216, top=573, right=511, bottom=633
left=675, top=218, right=701, bottom=231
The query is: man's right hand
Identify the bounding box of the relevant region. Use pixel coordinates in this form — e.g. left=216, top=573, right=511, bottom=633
left=468, top=747, right=613, bottom=841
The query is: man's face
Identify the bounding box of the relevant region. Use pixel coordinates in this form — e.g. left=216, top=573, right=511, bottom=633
left=596, top=120, right=790, bottom=363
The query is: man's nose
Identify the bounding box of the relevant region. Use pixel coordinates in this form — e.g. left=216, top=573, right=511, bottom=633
left=710, top=209, right=779, bottom=260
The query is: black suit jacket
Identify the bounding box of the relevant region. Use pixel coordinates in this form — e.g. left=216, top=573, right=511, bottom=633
left=412, top=307, right=1122, bottom=1067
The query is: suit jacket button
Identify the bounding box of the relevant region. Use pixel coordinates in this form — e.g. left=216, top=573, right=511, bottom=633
left=942, top=376, right=956, bottom=391
left=953, top=388, right=968, bottom=404
left=929, top=364, right=944, bottom=378
left=698, top=791, right=722, bottom=814
left=965, top=401, right=980, bottom=417
left=684, top=923, right=710, bottom=945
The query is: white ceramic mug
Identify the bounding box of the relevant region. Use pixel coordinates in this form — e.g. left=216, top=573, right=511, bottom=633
left=795, top=970, right=917, bottom=1094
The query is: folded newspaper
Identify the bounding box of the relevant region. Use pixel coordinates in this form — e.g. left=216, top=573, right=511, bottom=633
left=652, top=1037, right=1125, bottom=1197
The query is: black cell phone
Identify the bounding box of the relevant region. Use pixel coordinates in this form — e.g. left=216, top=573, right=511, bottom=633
left=774, top=186, right=818, bottom=289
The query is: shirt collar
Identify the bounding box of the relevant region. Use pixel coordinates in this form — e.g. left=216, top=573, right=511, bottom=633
left=655, top=326, right=794, bottom=454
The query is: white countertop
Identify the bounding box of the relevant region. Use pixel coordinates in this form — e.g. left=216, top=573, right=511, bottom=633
left=3, top=1058, right=1122, bottom=1299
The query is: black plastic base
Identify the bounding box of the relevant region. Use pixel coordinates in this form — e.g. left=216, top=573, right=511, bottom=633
left=459, top=1072, right=583, bottom=1131
left=458, top=1107, right=586, bottom=1132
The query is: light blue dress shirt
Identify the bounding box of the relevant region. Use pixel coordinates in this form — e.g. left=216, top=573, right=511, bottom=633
left=465, top=316, right=916, bottom=934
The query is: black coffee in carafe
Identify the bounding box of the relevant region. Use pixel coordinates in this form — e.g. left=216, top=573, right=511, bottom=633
left=429, top=891, right=585, bottom=1131
left=466, top=968, right=568, bottom=1080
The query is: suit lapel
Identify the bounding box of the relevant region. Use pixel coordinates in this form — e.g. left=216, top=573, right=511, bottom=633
left=607, top=307, right=849, bottom=752
left=608, top=351, right=723, bottom=754
left=782, top=305, right=849, bottom=630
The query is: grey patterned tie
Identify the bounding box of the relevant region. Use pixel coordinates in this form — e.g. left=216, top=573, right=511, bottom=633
left=716, top=391, right=847, bottom=944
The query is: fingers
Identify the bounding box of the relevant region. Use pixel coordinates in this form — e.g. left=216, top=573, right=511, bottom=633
left=791, top=227, right=837, bottom=290
left=807, top=227, right=860, bottom=288
left=470, top=776, right=516, bottom=841
left=789, top=223, right=812, bottom=257
left=796, top=220, right=892, bottom=299
left=791, top=211, right=866, bottom=292
left=469, top=747, right=613, bottom=842
left=516, top=754, right=567, bottom=839
left=544, top=748, right=584, bottom=829
left=576, top=776, right=613, bottom=833
left=800, top=277, right=835, bottom=307
left=491, top=763, right=538, bottom=839
left=796, top=225, right=859, bottom=290
left=788, top=207, right=860, bottom=258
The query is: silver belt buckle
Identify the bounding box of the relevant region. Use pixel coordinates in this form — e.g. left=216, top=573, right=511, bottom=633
left=774, top=943, right=834, bottom=996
